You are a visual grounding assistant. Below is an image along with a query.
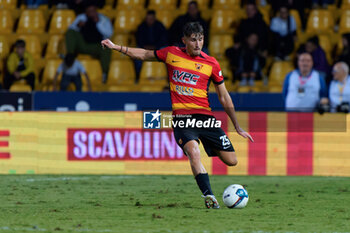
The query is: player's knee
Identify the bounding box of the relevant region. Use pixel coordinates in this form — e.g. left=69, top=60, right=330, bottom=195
left=225, top=156, right=238, bottom=166
left=227, top=158, right=238, bottom=166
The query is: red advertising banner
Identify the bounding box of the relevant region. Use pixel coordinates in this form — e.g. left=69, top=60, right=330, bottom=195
left=67, top=128, right=186, bottom=161
left=0, top=130, right=10, bottom=159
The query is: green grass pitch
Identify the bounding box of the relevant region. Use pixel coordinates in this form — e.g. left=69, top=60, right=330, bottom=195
left=0, top=175, right=349, bottom=233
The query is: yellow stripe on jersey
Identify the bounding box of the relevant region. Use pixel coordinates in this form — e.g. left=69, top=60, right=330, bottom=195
left=166, top=52, right=213, bottom=76
left=170, top=83, right=208, bottom=98
left=172, top=103, right=212, bottom=111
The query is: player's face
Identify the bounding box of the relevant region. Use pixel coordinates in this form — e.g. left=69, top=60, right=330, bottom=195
left=183, top=33, right=204, bottom=57
left=332, top=64, right=345, bottom=81
left=298, top=54, right=313, bottom=74
left=15, top=46, right=25, bottom=58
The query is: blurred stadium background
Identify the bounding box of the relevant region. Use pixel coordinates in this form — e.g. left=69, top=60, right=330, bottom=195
left=0, top=0, right=349, bottom=176
left=1, top=0, right=350, bottom=92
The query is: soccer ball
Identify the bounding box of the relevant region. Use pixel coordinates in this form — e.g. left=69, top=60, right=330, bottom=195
left=222, top=184, right=249, bottom=208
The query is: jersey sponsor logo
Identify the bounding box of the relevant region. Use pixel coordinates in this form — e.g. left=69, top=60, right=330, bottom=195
left=172, top=70, right=200, bottom=85
left=171, top=60, right=180, bottom=63
left=175, top=85, right=194, bottom=96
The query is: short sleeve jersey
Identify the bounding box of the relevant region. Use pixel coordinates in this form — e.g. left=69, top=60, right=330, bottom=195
left=154, top=46, right=224, bottom=116
left=57, top=60, right=86, bottom=76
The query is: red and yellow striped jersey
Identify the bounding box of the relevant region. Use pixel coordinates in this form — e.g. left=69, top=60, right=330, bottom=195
left=155, top=46, right=224, bottom=116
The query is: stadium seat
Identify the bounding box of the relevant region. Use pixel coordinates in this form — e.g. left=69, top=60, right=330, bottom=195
left=148, top=0, right=177, bottom=10
left=209, top=34, right=233, bottom=60
left=49, top=9, right=75, bottom=35
left=210, top=10, right=241, bottom=34
left=139, top=61, right=168, bottom=85
left=107, top=85, right=138, bottom=92
left=138, top=84, right=165, bottom=92
left=17, top=9, right=45, bottom=34
left=0, top=0, right=17, bottom=9
left=114, top=10, right=145, bottom=34
left=236, top=85, right=252, bottom=93
left=258, top=6, right=270, bottom=25
left=155, top=10, right=176, bottom=29
left=45, top=35, right=65, bottom=59
left=17, top=35, right=42, bottom=59
left=339, top=10, right=350, bottom=34
left=335, top=36, right=344, bottom=57
left=116, top=0, right=145, bottom=10
left=41, top=59, right=62, bottom=90
left=217, top=59, right=233, bottom=81
left=0, top=9, right=14, bottom=34
left=80, top=59, right=103, bottom=90
left=306, top=9, right=334, bottom=35
left=0, top=35, right=10, bottom=59
left=318, top=35, right=332, bottom=64
left=269, top=61, right=294, bottom=86
left=342, top=0, right=350, bottom=9
left=9, top=83, right=32, bottom=92
left=105, top=0, right=115, bottom=7
left=179, top=0, right=209, bottom=11
left=268, top=84, right=283, bottom=93
left=212, top=0, right=240, bottom=9
left=111, top=34, right=131, bottom=60
left=107, top=60, right=136, bottom=86
left=289, top=9, right=302, bottom=35
left=98, top=6, right=117, bottom=21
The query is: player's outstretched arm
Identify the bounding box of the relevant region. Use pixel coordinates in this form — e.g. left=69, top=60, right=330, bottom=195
left=101, top=39, right=156, bottom=61
left=215, top=83, right=254, bottom=142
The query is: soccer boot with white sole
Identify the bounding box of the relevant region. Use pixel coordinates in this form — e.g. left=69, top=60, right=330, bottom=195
left=202, top=195, right=220, bottom=209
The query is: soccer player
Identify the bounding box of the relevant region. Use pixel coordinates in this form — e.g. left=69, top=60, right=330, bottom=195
left=101, top=22, right=254, bottom=209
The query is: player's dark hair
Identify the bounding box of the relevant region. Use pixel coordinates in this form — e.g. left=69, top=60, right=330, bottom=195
left=15, top=39, right=25, bottom=48
left=64, top=53, right=76, bottom=68
left=183, top=22, right=203, bottom=37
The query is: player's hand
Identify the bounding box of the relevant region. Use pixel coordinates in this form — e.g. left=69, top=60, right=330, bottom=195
left=101, top=39, right=115, bottom=50
left=236, top=127, right=254, bottom=142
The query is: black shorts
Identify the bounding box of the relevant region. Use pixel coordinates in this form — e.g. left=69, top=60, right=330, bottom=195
left=172, top=114, right=235, bottom=157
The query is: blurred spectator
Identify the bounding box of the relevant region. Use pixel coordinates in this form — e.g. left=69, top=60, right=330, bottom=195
left=336, top=34, right=350, bottom=68
left=168, top=1, right=209, bottom=48
left=270, top=0, right=310, bottom=29
left=136, top=10, right=168, bottom=50
left=225, top=33, right=265, bottom=86
left=135, top=10, right=168, bottom=79
left=4, top=40, right=35, bottom=90
left=236, top=3, right=269, bottom=52
left=329, top=62, right=350, bottom=113
left=53, top=53, right=91, bottom=92
left=298, top=36, right=329, bottom=76
left=22, top=0, right=48, bottom=8
left=312, top=0, right=334, bottom=8
left=66, top=3, right=112, bottom=82
left=50, top=0, right=105, bottom=14
left=270, top=5, right=297, bottom=60
left=283, top=53, right=328, bottom=112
